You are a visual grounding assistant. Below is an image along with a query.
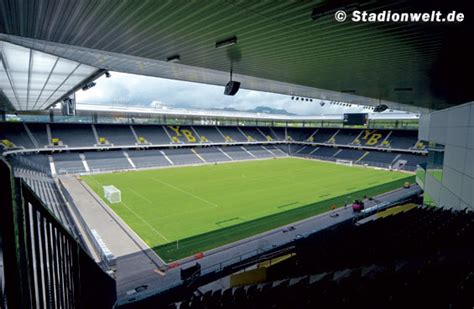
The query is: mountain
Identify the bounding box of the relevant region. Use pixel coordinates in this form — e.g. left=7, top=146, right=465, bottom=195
left=216, top=106, right=296, bottom=115
left=249, top=106, right=296, bottom=115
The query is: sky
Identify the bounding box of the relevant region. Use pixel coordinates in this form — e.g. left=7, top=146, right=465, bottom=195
left=76, top=71, right=379, bottom=116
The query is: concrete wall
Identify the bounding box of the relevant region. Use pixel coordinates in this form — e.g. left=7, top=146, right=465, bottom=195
left=419, top=102, right=474, bottom=210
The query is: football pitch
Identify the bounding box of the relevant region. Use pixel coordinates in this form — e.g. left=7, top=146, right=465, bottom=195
left=82, top=158, right=414, bottom=262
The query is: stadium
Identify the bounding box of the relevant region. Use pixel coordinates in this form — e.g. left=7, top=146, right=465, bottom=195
left=0, top=1, right=472, bottom=308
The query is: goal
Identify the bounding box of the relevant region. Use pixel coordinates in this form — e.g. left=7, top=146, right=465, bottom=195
left=103, top=185, right=121, bottom=204
left=335, top=159, right=353, bottom=167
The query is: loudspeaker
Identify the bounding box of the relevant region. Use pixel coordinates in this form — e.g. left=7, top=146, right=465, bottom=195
left=224, top=81, right=241, bottom=96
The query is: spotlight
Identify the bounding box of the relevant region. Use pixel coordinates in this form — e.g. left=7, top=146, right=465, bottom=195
left=166, top=54, right=181, bottom=63
left=374, top=104, right=388, bottom=112
left=105, top=71, right=111, bottom=78
left=216, top=36, right=237, bottom=49
left=291, top=96, right=294, bottom=100
left=81, top=82, right=96, bottom=91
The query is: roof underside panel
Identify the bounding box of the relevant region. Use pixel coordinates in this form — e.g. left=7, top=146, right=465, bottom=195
left=0, top=0, right=472, bottom=112
left=0, top=41, right=98, bottom=111
left=2, top=33, right=432, bottom=114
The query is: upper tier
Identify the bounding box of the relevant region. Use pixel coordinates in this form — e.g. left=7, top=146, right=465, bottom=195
left=0, top=122, right=424, bottom=153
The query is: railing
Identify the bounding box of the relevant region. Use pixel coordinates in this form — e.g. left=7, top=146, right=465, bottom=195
left=297, top=154, right=417, bottom=172
left=0, top=158, right=116, bottom=308
left=354, top=187, right=423, bottom=222
left=9, top=154, right=51, bottom=175
left=117, top=244, right=301, bottom=307
left=4, top=113, right=419, bottom=130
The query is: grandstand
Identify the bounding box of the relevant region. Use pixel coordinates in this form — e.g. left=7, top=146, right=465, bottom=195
left=171, top=206, right=474, bottom=308
left=1, top=122, right=426, bottom=174
left=0, top=112, right=435, bottom=305
left=0, top=0, right=472, bottom=308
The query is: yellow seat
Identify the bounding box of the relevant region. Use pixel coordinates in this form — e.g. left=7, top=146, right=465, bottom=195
left=1, top=139, right=14, bottom=148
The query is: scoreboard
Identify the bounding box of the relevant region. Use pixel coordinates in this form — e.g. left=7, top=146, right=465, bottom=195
left=343, top=113, right=368, bottom=126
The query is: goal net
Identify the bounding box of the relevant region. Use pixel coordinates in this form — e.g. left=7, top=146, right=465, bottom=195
left=103, top=185, right=121, bottom=204
left=335, top=159, right=353, bottom=167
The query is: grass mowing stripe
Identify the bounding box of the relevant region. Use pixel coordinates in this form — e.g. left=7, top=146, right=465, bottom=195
left=154, top=176, right=414, bottom=261
left=81, top=158, right=414, bottom=262
left=147, top=176, right=219, bottom=208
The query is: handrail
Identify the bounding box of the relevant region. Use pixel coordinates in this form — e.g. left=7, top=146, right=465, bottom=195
left=0, top=158, right=117, bottom=308
left=1, top=139, right=426, bottom=156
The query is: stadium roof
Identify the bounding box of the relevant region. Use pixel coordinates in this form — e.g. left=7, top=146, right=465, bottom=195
left=0, top=41, right=99, bottom=111
left=0, top=0, right=472, bottom=113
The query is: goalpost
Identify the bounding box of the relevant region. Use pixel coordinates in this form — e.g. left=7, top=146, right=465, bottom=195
left=103, top=185, right=121, bottom=204
left=335, top=159, right=353, bottom=167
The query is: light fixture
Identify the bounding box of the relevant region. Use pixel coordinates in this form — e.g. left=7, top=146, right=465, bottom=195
left=167, top=54, right=181, bottom=63
left=216, top=36, right=237, bottom=49
left=81, top=82, right=96, bottom=91
left=374, top=104, right=388, bottom=112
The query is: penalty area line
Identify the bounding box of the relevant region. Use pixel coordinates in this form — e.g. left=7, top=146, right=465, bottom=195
left=120, top=200, right=170, bottom=243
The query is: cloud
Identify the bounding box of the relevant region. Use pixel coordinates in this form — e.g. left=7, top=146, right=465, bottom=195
left=76, top=71, right=389, bottom=115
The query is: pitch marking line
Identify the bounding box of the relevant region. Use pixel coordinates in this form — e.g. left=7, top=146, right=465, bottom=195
left=120, top=200, right=170, bottom=242
left=127, top=187, right=154, bottom=205
left=148, top=176, right=218, bottom=209
left=85, top=176, right=170, bottom=243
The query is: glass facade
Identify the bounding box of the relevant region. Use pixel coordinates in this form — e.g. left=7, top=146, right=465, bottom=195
left=426, top=143, right=445, bottom=182
left=5, top=111, right=419, bottom=130
left=418, top=142, right=445, bottom=206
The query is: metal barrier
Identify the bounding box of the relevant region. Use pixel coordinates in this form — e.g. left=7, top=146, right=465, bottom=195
left=298, top=154, right=417, bottom=172
left=9, top=154, right=52, bottom=175
left=0, top=158, right=116, bottom=308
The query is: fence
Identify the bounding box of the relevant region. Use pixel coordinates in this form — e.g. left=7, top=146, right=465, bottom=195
left=300, top=154, right=417, bottom=171
left=0, top=158, right=116, bottom=308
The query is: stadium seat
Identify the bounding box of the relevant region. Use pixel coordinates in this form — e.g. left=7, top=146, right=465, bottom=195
left=165, top=207, right=474, bottom=308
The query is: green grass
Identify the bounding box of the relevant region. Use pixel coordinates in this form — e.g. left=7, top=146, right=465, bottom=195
left=428, top=169, right=443, bottom=182
left=82, top=158, right=414, bottom=262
